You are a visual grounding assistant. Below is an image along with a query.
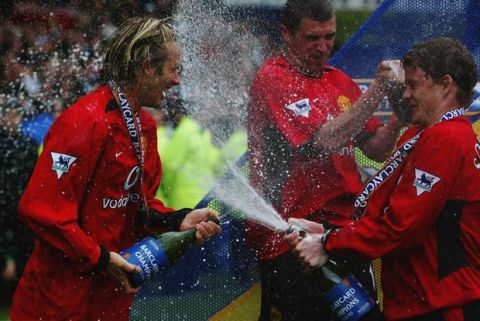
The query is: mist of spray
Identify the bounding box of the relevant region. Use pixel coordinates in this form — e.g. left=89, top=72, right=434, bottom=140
left=173, top=0, right=267, bottom=145
left=211, top=162, right=289, bottom=231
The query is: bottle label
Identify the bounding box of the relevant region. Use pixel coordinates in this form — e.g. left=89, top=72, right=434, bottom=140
left=119, top=237, right=169, bottom=287
left=324, top=274, right=376, bottom=321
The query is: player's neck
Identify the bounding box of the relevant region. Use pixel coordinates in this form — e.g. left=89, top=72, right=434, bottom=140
left=121, top=87, right=141, bottom=113
left=282, top=50, right=323, bottom=78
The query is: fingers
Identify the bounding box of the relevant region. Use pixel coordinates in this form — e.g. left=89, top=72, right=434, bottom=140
left=195, top=220, right=222, bottom=244
left=181, top=208, right=221, bottom=230
left=284, top=229, right=302, bottom=247
left=287, top=218, right=325, bottom=234
left=293, top=234, right=329, bottom=270
left=106, top=265, right=140, bottom=294
left=377, top=59, right=405, bottom=89
left=110, top=252, right=141, bottom=274
left=114, top=273, right=141, bottom=294
left=107, top=252, right=141, bottom=293
left=194, top=208, right=220, bottom=220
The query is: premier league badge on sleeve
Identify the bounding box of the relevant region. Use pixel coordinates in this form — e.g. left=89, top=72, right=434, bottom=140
left=51, top=152, right=77, bottom=179
left=286, top=98, right=312, bottom=118
left=413, top=169, right=440, bottom=196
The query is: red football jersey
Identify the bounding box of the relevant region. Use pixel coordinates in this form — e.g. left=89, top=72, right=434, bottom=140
left=11, top=86, right=175, bottom=321
left=247, top=56, right=381, bottom=260
left=327, top=118, right=480, bottom=320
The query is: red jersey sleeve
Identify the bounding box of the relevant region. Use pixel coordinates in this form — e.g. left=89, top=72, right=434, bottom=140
left=18, top=106, right=108, bottom=272
left=327, top=125, right=462, bottom=259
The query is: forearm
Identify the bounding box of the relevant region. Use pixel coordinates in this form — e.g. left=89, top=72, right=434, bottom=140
left=360, top=116, right=405, bottom=162
left=148, top=208, right=191, bottom=231
left=312, top=81, right=388, bottom=151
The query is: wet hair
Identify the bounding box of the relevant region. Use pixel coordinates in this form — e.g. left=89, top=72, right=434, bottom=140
left=281, top=0, right=335, bottom=33
left=402, top=37, right=478, bottom=106
left=103, top=16, right=176, bottom=84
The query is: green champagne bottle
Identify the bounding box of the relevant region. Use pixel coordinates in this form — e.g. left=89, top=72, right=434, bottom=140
left=120, top=225, right=202, bottom=287
left=285, top=225, right=384, bottom=321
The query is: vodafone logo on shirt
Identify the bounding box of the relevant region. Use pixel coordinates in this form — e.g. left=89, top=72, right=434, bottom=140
left=124, top=166, right=141, bottom=191
left=102, top=166, right=142, bottom=209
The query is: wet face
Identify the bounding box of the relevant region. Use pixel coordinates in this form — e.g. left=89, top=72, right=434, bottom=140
left=140, top=42, right=181, bottom=109
left=282, top=16, right=336, bottom=74
left=402, top=66, right=445, bottom=128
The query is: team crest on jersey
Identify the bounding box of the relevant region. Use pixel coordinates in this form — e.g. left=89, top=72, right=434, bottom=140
left=337, top=95, right=352, bottom=111
left=51, top=152, right=77, bottom=179
left=413, top=169, right=440, bottom=196
left=286, top=98, right=312, bottom=118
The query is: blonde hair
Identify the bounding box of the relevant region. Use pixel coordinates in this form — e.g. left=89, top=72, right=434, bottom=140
left=103, top=16, right=176, bottom=84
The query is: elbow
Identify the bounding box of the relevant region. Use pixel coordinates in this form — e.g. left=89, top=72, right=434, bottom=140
left=367, top=150, right=390, bottom=163
left=18, top=197, right=34, bottom=226
left=18, top=197, right=60, bottom=230
left=361, top=144, right=393, bottom=163
left=313, top=134, right=345, bottom=153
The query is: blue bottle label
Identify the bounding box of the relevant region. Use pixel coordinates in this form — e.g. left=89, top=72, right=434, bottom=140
left=119, top=237, right=169, bottom=287
left=324, top=274, right=375, bottom=321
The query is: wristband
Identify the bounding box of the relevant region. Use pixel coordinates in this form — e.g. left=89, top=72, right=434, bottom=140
left=321, top=229, right=335, bottom=253
left=92, top=246, right=110, bottom=272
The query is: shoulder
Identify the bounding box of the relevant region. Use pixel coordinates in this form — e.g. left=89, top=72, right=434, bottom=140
left=425, top=117, right=473, bottom=139
left=323, top=65, right=357, bottom=86
left=62, top=86, right=112, bottom=121
left=419, top=117, right=476, bottom=152
left=254, top=56, right=291, bottom=82
left=139, top=108, right=158, bottom=131
left=397, top=126, right=422, bottom=145
left=51, top=86, right=113, bottom=136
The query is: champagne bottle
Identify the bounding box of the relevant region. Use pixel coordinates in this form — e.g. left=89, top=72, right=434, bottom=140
left=285, top=225, right=384, bottom=321
left=120, top=219, right=216, bottom=287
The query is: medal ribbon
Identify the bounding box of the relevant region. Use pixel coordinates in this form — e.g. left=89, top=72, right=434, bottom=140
left=353, top=107, right=465, bottom=220
left=108, top=80, right=149, bottom=226
left=358, top=107, right=465, bottom=311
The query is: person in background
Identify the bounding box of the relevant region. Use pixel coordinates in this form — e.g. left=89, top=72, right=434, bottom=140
left=10, top=17, right=221, bottom=321
left=246, top=0, right=406, bottom=320
left=0, top=97, right=37, bottom=306
left=287, top=37, right=480, bottom=321
left=147, top=92, right=223, bottom=209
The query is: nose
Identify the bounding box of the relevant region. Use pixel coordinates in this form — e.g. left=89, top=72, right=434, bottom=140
left=315, top=40, right=330, bottom=53
left=172, top=72, right=181, bottom=86
left=402, top=87, right=412, bottom=101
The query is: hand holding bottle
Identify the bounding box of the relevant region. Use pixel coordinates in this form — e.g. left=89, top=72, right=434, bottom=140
left=118, top=209, right=221, bottom=288
left=284, top=220, right=385, bottom=321
left=295, top=233, right=330, bottom=271
left=105, top=251, right=142, bottom=294
left=180, top=208, right=221, bottom=244
left=285, top=218, right=329, bottom=271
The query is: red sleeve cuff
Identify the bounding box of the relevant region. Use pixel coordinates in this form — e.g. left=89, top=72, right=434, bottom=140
left=91, top=246, right=110, bottom=272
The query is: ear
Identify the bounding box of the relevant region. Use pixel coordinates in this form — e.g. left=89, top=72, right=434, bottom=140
left=280, top=24, right=292, bottom=46
left=441, top=74, right=454, bottom=90
left=441, top=74, right=459, bottom=101
left=142, top=58, right=156, bottom=76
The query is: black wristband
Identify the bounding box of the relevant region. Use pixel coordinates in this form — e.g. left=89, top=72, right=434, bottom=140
left=149, top=208, right=192, bottom=230
left=92, top=246, right=110, bottom=272
left=321, top=229, right=335, bottom=254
